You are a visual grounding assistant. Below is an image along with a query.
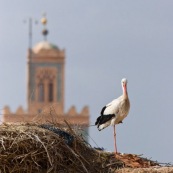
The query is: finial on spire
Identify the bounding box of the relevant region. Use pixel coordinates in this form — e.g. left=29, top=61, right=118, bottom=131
left=41, top=13, right=49, bottom=41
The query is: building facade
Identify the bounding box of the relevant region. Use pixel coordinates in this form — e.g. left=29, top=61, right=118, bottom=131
left=27, top=41, right=65, bottom=115
left=2, top=41, right=89, bottom=127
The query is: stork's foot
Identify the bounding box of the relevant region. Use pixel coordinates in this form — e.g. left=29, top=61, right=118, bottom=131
left=114, top=151, right=120, bottom=158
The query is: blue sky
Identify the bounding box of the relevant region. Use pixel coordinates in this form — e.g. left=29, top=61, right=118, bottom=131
left=0, top=0, right=173, bottom=163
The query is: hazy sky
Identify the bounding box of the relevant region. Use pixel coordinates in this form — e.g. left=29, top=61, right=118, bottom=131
left=0, top=0, right=173, bottom=163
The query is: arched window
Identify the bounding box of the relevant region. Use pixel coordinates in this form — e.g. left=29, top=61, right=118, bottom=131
left=48, top=82, right=53, bottom=102
left=38, top=83, right=44, bottom=102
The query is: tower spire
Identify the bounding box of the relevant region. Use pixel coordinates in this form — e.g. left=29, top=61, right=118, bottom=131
left=41, top=13, right=49, bottom=41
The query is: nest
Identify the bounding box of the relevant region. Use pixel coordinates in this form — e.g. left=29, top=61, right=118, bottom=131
left=0, top=122, right=160, bottom=173
left=0, top=122, right=107, bottom=173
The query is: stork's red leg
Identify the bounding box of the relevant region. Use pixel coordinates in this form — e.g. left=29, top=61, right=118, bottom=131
left=113, top=125, right=117, bottom=156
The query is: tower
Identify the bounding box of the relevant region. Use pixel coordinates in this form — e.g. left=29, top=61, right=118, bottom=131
left=27, top=15, right=65, bottom=115
left=27, top=42, right=65, bottom=115
left=2, top=15, right=89, bottom=129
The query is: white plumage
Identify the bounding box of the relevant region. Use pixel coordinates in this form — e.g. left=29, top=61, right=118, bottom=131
left=95, top=78, right=130, bottom=154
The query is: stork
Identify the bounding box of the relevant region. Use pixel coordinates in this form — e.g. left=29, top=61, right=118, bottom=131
left=95, top=78, right=130, bottom=155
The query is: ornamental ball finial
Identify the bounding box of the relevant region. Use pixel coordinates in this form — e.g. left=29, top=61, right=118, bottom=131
left=41, top=17, right=47, bottom=25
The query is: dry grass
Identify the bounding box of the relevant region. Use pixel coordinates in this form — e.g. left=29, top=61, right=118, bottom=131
left=0, top=122, right=109, bottom=173
left=0, top=122, right=165, bottom=173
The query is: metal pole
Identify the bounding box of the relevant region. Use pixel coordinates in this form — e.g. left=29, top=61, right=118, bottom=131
left=29, top=18, right=32, bottom=49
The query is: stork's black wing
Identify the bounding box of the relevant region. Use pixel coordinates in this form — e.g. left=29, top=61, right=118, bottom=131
left=99, top=114, right=115, bottom=125
left=100, top=106, right=106, bottom=115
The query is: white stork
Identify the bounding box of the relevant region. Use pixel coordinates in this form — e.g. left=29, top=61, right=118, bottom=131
left=95, top=78, right=130, bottom=155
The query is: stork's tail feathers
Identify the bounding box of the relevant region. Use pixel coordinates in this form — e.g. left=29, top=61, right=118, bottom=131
left=95, top=114, right=115, bottom=131
left=88, top=114, right=116, bottom=130
left=95, top=116, right=102, bottom=126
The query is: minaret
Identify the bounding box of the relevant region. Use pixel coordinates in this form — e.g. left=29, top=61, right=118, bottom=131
left=27, top=15, right=65, bottom=115
left=2, top=14, right=89, bottom=131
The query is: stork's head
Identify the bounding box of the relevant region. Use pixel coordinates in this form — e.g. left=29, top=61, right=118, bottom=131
left=121, top=78, right=128, bottom=87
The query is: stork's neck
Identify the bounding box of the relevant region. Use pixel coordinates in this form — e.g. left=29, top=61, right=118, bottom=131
left=122, top=84, right=128, bottom=98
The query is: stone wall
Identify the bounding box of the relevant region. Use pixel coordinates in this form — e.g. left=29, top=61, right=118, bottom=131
left=2, top=105, right=89, bottom=126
